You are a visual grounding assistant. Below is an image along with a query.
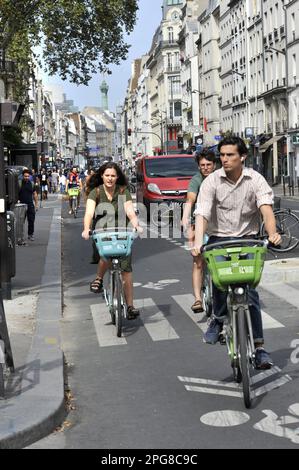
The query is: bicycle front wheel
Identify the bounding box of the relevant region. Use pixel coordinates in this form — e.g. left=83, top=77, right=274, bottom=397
left=113, top=274, right=123, bottom=338
left=202, top=268, right=213, bottom=318
left=261, top=209, right=299, bottom=252
left=237, top=307, right=252, bottom=409
left=73, top=198, right=78, bottom=218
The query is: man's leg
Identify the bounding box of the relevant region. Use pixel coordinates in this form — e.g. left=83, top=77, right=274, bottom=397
left=27, top=204, right=35, bottom=238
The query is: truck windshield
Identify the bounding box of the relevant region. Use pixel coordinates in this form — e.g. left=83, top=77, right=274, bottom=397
left=145, top=157, right=198, bottom=177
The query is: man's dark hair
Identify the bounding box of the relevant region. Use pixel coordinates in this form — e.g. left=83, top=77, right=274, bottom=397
left=217, top=136, right=248, bottom=156
left=22, top=168, right=31, bottom=176
left=195, top=148, right=216, bottom=165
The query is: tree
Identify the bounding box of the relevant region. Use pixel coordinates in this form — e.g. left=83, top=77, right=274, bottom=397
left=0, top=0, right=139, bottom=85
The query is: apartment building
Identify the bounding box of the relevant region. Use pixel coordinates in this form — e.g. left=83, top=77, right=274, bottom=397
left=179, top=0, right=209, bottom=148
left=199, top=0, right=221, bottom=146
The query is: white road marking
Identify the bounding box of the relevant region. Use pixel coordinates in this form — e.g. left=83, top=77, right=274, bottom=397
left=261, top=284, right=299, bottom=309
left=185, top=385, right=242, bottom=397
left=200, top=411, right=250, bottom=427
left=179, top=367, right=292, bottom=399
left=253, top=375, right=292, bottom=398
left=172, top=294, right=208, bottom=333
left=261, top=310, right=285, bottom=329
left=90, top=304, right=127, bottom=347
left=134, top=298, right=179, bottom=342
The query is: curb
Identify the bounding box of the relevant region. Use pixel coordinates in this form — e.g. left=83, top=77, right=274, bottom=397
left=261, top=258, right=299, bottom=286
left=0, top=203, right=65, bottom=449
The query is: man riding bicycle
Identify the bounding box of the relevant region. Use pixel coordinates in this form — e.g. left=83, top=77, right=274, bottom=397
left=181, top=148, right=216, bottom=313
left=66, top=166, right=82, bottom=214
left=192, top=136, right=281, bottom=370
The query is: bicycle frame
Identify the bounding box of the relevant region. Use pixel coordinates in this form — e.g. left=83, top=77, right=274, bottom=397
left=202, top=239, right=268, bottom=408
left=226, top=287, right=255, bottom=368
left=104, top=258, right=127, bottom=337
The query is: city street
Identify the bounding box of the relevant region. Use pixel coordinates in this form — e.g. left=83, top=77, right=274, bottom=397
left=28, top=198, right=299, bottom=449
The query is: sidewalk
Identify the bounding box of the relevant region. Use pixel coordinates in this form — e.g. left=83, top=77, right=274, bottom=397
left=0, top=194, right=65, bottom=449
left=272, top=183, right=299, bottom=202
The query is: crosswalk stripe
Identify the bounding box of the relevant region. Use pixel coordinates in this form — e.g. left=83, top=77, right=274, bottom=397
left=172, top=294, right=208, bottom=333
left=172, top=294, right=284, bottom=332
left=261, top=284, right=299, bottom=309
left=134, top=298, right=179, bottom=342
left=261, top=310, right=284, bottom=329
left=90, top=304, right=127, bottom=347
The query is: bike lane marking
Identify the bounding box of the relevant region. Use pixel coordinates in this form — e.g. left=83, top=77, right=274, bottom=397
left=134, top=298, right=179, bottom=342
left=200, top=410, right=250, bottom=427
left=90, top=304, right=127, bottom=347
left=178, top=367, right=292, bottom=399
left=260, top=284, right=299, bottom=309
left=172, top=294, right=207, bottom=333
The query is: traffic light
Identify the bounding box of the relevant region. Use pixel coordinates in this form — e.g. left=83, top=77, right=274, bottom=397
left=128, top=128, right=132, bottom=137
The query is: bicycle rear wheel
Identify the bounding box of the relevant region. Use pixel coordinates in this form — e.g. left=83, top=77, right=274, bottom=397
left=261, top=209, right=299, bottom=252
left=237, top=306, right=252, bottom=409
left=113, top=274, right=122, bottom=338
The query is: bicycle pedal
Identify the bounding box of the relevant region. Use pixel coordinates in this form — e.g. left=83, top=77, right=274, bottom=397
left=219, top=334, right=226, bottom=345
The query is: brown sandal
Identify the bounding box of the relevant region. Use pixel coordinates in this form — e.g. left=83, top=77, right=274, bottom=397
left=191, top=300, right=204, bottom=313
left=90, top=277, right=103, bottom=294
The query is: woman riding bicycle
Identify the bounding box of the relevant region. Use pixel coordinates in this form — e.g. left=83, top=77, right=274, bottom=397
left=82, top=162, right=142, bottom=320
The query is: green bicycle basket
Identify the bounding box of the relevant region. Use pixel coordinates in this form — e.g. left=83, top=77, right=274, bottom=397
left=203, top=245, right=267, bottom=291
left=68, top=187, right=80, bottom=197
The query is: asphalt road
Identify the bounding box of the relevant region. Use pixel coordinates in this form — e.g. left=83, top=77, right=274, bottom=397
left=29, top=201, right=299, bottom=449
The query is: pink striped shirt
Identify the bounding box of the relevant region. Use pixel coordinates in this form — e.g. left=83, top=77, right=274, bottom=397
left=194, top=167, right=274, bottom=237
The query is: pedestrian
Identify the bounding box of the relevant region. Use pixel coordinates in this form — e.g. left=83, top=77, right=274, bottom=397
left=82, top=162, right=143, bottom=320
left=59, top=170, right=66, bottom=194
left=18, top=169, right=39, bottom=241
left=39, top=169, right=48, bottom=199
left=51, top=169, right=59, bottom=193
left=192, top=136, right=282, bottom=369
left=181, top=149, right=216, bottom=312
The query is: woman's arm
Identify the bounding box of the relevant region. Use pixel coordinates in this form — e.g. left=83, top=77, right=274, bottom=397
left=124, top=200, right=142, bottom=232
left=82, top=199, right=96, bottom=240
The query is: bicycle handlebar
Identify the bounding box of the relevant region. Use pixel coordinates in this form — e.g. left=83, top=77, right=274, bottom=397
left=201, top=238, right=268, bottom=253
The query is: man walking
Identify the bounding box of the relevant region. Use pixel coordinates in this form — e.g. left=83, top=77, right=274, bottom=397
left=19, top=169, right=38, bottom=241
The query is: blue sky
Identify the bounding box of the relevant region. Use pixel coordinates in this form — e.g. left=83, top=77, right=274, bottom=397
left=44, top=0, right=162, bottom=112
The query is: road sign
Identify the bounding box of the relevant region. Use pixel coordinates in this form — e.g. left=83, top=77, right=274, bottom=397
left=214, top=135, right=222, bottom=141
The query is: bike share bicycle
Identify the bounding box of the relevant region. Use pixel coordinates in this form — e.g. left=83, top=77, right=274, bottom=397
left=201, top=238, right=269, bottom=409
left=91, top=228, right=138, bottom=337
left=68, top=186, right=80, bottom=218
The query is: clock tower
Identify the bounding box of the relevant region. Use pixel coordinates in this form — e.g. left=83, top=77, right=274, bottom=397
left=161, top=0, right=183, bottom=20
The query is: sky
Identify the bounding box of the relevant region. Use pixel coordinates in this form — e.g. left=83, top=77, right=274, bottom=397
left=43, top=0, right=162, bottom=113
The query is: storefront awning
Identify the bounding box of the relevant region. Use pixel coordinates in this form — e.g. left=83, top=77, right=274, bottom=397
left=259, top=135, right=284, bottom=153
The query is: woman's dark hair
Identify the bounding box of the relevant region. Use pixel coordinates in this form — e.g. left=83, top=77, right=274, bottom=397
left=86, top=162, right=128, bottom=196
left=195, top=148, right=216, bottom=165
left=217, top=136, right=248, bottom=156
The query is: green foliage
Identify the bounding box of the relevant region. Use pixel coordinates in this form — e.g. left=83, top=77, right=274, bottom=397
left=0, top=0, right=139, bottom=85
left=3, top=126, right=23, bottom=146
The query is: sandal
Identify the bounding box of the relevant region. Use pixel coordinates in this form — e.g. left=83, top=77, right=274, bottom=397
left=127, top=306, right=140, bottom=320
left=191, top=300, right=204, bottom=313
left=90, top=277, right=103, bottom=294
